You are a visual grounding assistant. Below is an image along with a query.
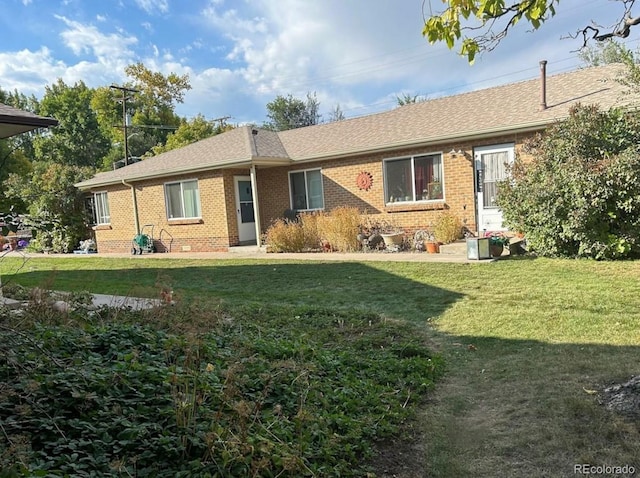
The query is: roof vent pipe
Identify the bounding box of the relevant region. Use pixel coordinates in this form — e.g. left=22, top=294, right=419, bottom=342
left=539, top=60, right=548, bottom=111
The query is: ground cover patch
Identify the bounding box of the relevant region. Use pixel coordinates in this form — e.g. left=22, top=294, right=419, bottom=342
left=0, top=300, right=443, bottom=477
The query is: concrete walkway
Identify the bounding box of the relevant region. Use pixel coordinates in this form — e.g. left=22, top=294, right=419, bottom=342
left=89, top=293, right=162, bottom=310
left=0, top=292, right=161, bottom=311
left=5, top=243, right=497, bottom=263
left=1, top=244, right=495, bottom=311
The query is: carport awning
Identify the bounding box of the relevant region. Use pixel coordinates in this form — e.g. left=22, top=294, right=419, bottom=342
left=0, top=103, right=58, bottom=138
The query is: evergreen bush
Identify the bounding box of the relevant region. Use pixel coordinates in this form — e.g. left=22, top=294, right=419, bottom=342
left=499, top=104, right=640, bottom=259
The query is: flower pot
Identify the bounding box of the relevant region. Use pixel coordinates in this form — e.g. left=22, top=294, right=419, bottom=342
left=490, top=243, right=504, bottom=258
left=381, top=233, right=403, bottom=248
left=425, top=241, right=440, bottom=253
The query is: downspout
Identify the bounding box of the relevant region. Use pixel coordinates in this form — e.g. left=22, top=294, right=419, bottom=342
left=250, top=165, right=262, bottom=250
left=122, top=180, right=140, bottom=235
left=249, top=129, right=262, bottom=250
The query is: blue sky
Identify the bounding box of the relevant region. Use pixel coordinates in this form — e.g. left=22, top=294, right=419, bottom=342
left=1, top=0, right=636, bottom=125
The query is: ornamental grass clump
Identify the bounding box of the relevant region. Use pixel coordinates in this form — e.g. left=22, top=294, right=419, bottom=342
left=433, top=211, right=463, bottom=244
left=316, top=206, right=362, bottom=252
left=265, top=213, right=321, bottom=252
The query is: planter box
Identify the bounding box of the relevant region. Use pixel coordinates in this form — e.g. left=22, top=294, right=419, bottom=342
left=466, top=237, right=491, bottom=260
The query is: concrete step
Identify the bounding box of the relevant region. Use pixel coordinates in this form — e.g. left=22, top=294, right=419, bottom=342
left=438, top=241, right=467, bottom=255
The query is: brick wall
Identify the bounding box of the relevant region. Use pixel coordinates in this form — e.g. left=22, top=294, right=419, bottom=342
left=91, top=170, right=238, bottom=253
left=90, top=132, right=537, bottom=253
left=258, top=140, right=512, bottom=236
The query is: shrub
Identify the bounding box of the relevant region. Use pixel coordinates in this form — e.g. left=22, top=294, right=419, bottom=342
left=499, top=104, right=640, bottom=259
left=316, top=206, right=362, bottom=252
left=432, top=211, right=462, bottom=244
left=4, top=162, right=92, bottom=253
left=265, top=214, right=320, bottom=252
left=265, top=218, right=305, bottom=252
left=299, top=211, right=322, bottom=249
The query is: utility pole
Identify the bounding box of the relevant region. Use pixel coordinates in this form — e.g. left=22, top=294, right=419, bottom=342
left=110, top=85, right=139, bottom=166
left=211, top=115, right=231, bottom=129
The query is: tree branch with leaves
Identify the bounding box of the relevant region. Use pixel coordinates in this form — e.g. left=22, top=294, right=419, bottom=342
left=422, top=0, right=640, bottom=62
left=575, top=0, right=640, bottom=45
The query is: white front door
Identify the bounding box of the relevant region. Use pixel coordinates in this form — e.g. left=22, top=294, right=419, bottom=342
left=234, top=176, right=256, bottom=244
left=475, top=144, right=514, bottom=233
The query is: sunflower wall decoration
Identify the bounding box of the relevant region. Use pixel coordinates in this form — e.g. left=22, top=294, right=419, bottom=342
left=356, top=171, right=373, bottom=191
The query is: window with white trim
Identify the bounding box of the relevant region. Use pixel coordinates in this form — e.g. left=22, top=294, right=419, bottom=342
left=289, top=169, right=324, bottom=210
left=384, top=153, right=443, bottom=203
left=165, top=179, right=202, bottom=219
left=93, top=191, right=110, bottom=225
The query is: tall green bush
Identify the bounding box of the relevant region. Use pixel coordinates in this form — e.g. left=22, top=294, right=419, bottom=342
left=4, top=162, right=93, bottom=253
left=499, top=104, right=640, bottom=259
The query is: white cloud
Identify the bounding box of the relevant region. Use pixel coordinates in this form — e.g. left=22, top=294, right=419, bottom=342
left=0, top=47, right=66, bottom=93
left=134, top=0, right=169, bottom=15
left=196, top=0, right=458, bottom=119
left=56, top=15, right=138, bottom=62
left=0, top=17, right=141, bottom=96
left=202, top=4, right=268, bottom=35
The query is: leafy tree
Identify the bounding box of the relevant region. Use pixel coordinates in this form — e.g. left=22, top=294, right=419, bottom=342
left=91, top=64, right=193, bottom=169
left=578, top=39, right=636, bottom=67
left=422, top=0, right=640, bottom=62
left=327, top=103, right=346, bottom=122
left=264, top=92, right=321, bottom=131
left=91, top=86, right=161, bottom=169
left=126, top=62, right=191, bottom=108
left=123, top=63, right=191, bottom=147
left=499, top=104, right=640, bottom=259
left=89, top=86, right=127, bottom=170
left=151, top=115, right=233, bottom=155
left=0, top=88, right=36, bottom=212
left=33, top=79, right=110, bottom=168
left=4, top=162, right=93, bottom=253
left=0, top=141, right=31, bottom=212
left=396, top=93, right=426, bottom=106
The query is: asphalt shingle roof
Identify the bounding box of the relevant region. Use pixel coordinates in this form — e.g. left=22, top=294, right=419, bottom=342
left=77, top=63, right=636, bottom=189
left=0, top=103, right=58, bottom=138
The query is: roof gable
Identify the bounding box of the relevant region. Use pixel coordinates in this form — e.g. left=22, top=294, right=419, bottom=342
left=77, top=125, right=288, bottom=187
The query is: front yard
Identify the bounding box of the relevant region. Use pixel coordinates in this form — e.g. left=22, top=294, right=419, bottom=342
left=1, top=256, right=639, bottom=476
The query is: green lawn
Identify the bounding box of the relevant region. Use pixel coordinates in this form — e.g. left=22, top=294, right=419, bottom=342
left=1, top=255, right=639, bottom=476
